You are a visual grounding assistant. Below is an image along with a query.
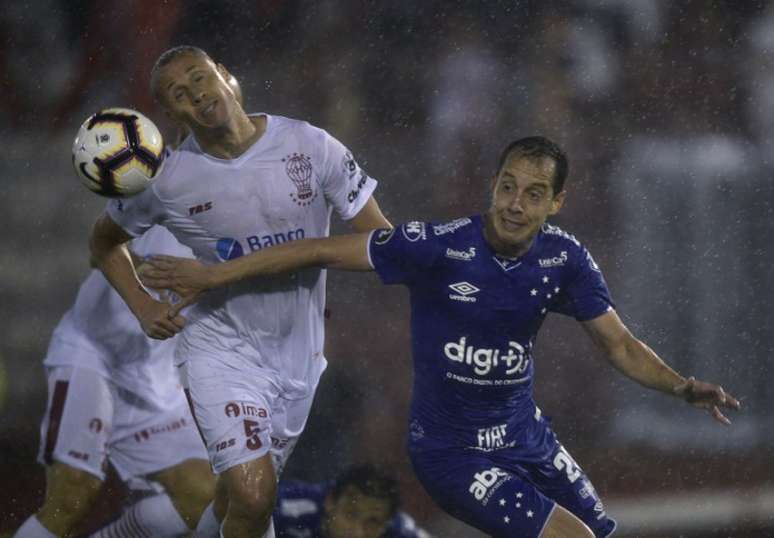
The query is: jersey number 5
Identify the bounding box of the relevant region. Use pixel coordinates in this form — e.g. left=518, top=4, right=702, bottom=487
left=244, top=419, right=263, bottom=450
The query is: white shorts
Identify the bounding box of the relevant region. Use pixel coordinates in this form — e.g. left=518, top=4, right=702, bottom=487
left=181, top=358, right=316, bottom=475
left=38, top=365, right=207, bottom=482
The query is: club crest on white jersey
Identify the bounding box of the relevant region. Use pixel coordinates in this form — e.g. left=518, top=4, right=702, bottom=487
left=283, top=152, right=317, bottom=207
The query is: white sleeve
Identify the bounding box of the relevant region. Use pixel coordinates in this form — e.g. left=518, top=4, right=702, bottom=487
left=318, top=129, right=377, bottom=221
left=104, top=185, right=165, bottom=237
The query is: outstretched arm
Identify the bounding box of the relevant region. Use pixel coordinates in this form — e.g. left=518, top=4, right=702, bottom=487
left=582, top=310, right=740, bottom=424
left=348, top=195, right=392, bottom=232
left=140, top=233, right=374, bottom=315
left=90, top=213, right=185, bottom=339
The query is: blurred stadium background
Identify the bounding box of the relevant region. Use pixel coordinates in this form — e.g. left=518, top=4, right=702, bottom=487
left=1, top=1, right=773, bottom=536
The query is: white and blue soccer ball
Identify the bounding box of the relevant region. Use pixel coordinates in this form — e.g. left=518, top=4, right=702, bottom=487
left=72, top=107, right=165, bottom=198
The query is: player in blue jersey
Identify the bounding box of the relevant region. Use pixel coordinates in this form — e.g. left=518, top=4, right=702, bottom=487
left=274, top=464, right=431, bottom=538
left=139, top=136, right=740, bottom=538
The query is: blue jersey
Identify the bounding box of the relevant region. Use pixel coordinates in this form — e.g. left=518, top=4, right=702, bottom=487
left=273, top=480, right=432, bottom=538
left=368, top=216, right=614, bottom=455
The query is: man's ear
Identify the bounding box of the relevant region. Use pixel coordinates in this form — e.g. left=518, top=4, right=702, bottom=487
left=549, top=189, right=567, bottom=215
left=216, top=63, right=231, bottom=82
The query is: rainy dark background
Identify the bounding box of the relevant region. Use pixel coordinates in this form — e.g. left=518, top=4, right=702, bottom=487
left=1, top=1, right=773, bottom=536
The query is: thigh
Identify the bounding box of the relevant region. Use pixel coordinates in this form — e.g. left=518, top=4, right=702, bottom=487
left=268, top=388, right=316, bottom=477
left=181, top=358, right=279, bottom=474
left=38, top=366, right=113, bottom=480
left=410, top=449, right=556, bottom=538
left=522, top=442, right=616, bottom=538
left=108, top=398, right=209, bottom=483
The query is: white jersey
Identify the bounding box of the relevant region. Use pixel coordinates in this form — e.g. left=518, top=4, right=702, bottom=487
left=106, top=114, right=377, bottom=399
left=44, top=225, right=194, bottom=410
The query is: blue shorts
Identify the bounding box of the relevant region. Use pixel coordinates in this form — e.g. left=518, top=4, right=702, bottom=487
left=409, top=437, right=616, bottom=538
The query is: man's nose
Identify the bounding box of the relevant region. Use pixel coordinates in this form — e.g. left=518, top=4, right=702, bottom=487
left=507, top=193, right=525, bottom=212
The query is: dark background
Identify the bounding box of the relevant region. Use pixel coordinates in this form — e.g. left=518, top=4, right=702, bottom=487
left=1, top=1, right=772, bottom=536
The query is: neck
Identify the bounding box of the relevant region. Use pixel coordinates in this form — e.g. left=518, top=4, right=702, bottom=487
left=483, top=212, right=532, bottom=258
left=192, top=113, right=265, bottom=159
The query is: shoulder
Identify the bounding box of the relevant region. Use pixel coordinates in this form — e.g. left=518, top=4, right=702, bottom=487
left=149, top=140, right=202, bottom=200
left=265, top=114, right=326, bottom=141
left=532, top=224, right=583, bottom=270
left=386, top=216, right=478, bottom=248
left=540, top=223, right=582, bottom=248
left=537, top=223, right=602, bottom=274
left=429, top=217, right=475, bottom=239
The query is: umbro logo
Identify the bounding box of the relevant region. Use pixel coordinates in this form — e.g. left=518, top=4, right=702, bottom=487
left=449, top=281, right=479, bottom=302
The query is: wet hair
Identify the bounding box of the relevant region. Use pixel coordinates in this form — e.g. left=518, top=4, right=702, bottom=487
left=150, top=45, right=211, bottom=99
left=329, top=464, right=400, bottom=515
left=496, top=136, right=569, bottom=194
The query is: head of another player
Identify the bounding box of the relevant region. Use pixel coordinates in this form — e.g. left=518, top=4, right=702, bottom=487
left=150, top=45, right=243, bottom=132
left=322, top=465, right=400, bottom=538
left=485, top=136, right=568, bottom=256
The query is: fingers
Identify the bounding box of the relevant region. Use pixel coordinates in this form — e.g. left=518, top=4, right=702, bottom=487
left=169, top=296, right=196, bottom=318
left=138, top=266, right=174, bottom=289
left=169, top=312, right=186, bottom=329
left=143, top=311, right=186, bottom=340
left=711, top=405, right=732, bottom=426
left=718, top=387, right=741, bottom=410
left=148, top=254, right=186, bottom=264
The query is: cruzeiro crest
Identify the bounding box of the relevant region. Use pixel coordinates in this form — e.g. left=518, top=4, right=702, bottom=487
left=282, top=152, right=318, bottom=207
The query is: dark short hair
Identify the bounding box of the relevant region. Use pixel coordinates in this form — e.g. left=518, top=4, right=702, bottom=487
left=150, top=46, right=211, bottom=98
left=330, top=464, right=400, bottom=515
left=496, top=136, right=569, bottom=194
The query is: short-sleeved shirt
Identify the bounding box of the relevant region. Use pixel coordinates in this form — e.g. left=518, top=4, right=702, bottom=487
left=44, top=225, right=194, bottom=409
left=274, top=480, right=432, bottom=538
left=107, top=114, right=377, bottom=398
left=367, top=216, right=613, bottom=455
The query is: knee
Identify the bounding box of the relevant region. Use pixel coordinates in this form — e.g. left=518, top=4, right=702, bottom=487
left=38, top=463, right=102, bottom=532
left=151, top=459, right=216, bottom=525
left=224, top=462, right=277, bottom=522
left=228, top=478, right=277, bottom=520
left=541, top=505, right=595, bottom=538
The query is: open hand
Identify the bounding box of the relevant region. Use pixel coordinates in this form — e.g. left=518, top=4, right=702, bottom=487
left=674, top=376, right=741, bottom=425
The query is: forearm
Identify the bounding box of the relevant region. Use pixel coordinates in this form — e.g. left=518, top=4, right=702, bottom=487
left=90, top=232, right=153, bottom=317
left=211, top=234, right=372, bottom=287
left=608, top=336, right=685, bottom=395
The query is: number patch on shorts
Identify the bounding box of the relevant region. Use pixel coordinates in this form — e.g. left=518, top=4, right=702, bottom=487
left=243, top=419, right=263, bottom=450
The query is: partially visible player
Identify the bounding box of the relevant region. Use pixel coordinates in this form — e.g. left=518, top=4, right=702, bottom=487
left=139, top=136, right=740, bottom=538
left=12, top=225, right=214, bottom=538
left=274, top=465, right=432, bottom=538
left=89, top=46, right=391, bottom=537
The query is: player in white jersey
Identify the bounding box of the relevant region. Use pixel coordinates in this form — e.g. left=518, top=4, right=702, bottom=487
left=89, top=46, right=392, bottom=538
left=12, top=225, right=215, bottom=538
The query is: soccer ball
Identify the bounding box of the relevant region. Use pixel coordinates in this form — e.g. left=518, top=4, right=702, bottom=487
left=72, top=107, right=165, bottom=197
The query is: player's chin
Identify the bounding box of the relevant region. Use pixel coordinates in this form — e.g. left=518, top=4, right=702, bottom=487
left=496, top=224, right=529, bottom=245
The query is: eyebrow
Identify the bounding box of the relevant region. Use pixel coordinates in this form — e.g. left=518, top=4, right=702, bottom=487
left=167, top=65, right=200, bottom=91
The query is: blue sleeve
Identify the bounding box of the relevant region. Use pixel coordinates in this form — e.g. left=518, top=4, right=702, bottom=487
left=385, top=512, right=434, bottom=538
left=551, top=247, right=614, bottom=321
left=273, top=480, right=327, bottom=536
left=367, top=221, right=443, bottom=285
